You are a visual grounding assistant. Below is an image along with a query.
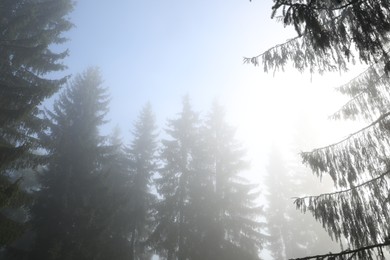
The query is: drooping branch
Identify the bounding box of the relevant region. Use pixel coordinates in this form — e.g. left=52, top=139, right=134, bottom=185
left=303, top=111, right=390, bottom=154
left=274, top=0, right=368, bottom=12
left=247, top=0, right=390, bottom=73
left=294, top=167, right=390, bottom=251
left=330, top=57, right=390, bottom=121
left=289, top=240, right=390, bottom=260
left=243, top=35, right=301, bottom=66
left=292, top=168, right=390, bottom=201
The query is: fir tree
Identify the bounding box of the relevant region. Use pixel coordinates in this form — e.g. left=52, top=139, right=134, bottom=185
left=202, top=102, right=265, bottom=260
left=244, top=1, right=390, bottom=74
left=246, top=1, right=390, bottom=259
left=153, top=96, right=202, bottom=260
left=30, top=68, right=113, bottom=259
left=153, top=99, right=265, bottom=259
left=126, top=103, right=159, bottom=259
left=265, top=144, right=340, bottom=260
left=93, top=127, right=135, bottom=260
left=0, top=0, right=73, bottom=247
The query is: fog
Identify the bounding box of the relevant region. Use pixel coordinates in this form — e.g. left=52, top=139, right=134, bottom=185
left=2, top=0, right=380, bottom=259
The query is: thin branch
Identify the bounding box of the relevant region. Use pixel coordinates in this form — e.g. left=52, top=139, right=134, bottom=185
left=302, top=111, right=390, bottom=153
left=243, top=11, right=343, bottom=66
left=330, top=72, right=388, bottom=119
left=276, top=0, right=367, bottom=11
left=243, top=36, right=301, bottom=64
left=292, top=168, right=390, bottom=201
left=289, top=241, right=390, bottom=260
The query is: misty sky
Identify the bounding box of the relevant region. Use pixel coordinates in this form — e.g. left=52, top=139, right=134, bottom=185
left=56, top=0, right=364, bottom=184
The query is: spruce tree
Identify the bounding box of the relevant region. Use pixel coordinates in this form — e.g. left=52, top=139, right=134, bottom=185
left=0, top=0, right=73, bottom=247
left=265, top=145, right=340, bottom=260
left=153, top=96, right=202, bottom=260
left=94, top=127, right=134, bottom=260
left=30, top=68, right=112, bottom=259
left=246, top=1, right=390, bottom=259
left=153, top=99, right=265, bottom=259
left=202, top=102, right=265, bottom=260
left=245, top=1, right=390, bottom=74
left=126, top=103, right=159, bottom=259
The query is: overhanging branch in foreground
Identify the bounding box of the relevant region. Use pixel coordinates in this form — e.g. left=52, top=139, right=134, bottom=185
left=289, top=241, right=390, bottom=260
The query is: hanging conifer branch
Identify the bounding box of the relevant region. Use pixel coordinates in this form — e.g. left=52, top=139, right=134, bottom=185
left=243, top=35, right=301, bottom=69
left=331, top=60, right=390, bottom=121
left=289, top=240, right=390, bottom=260
left=293, top=168, right=390, bottom=202
left=248, top=0, right=390, bottom=73
left=306, top=111, right=390, bottom=153
left=293, top=168, right=390, bottom=251
left=301, top=110, right=390, bottom=187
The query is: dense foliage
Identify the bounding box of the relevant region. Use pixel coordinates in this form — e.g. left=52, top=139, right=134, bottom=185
left=30, top=68, right=116, bottom=259
left=245, top=0, right=390, bottom=74
left=0, top=0, right=73, bottom=249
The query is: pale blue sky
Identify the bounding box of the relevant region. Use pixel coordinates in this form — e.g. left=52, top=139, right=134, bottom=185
left=63, top=0, right=286, bottom=129
left=55, top=0, right=361, bottom=190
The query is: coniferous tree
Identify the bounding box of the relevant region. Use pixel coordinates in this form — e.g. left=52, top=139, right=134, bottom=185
left=153, top=99, right=265, bottom=260
left=266, top=144, right=340, bottom=260
left=0, top=0, right=73, bottom=247
left=93, top=127, right=135, bottom=260
left=245, top=1, right=390, bottom=74
left=153, top=96, right=202, bottom=260
left=246, top=1, right=390, bottom=259
left=30, top=68, right=113, bottom=259
left=202, top=102, right=265, bottom=260
left=126, top=103, right=159, bottom=259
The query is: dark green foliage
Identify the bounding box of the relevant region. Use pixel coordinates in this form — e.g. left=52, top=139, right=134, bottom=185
left=245, top=1, right=390, bottom=74
left=30, top=68, right=117, bottom=259
left=0, top=0, right=73, bottom=249
left=0, top=0, right=73, bottom=171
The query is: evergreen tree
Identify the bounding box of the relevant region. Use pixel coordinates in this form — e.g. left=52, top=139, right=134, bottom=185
left=266, top=144, right=340, bottom=260
left=0, top=0, right=73, bottom=247
left=30, top=68, right=113, bottom=259
left=245, top=1, right=390, bottom=74
left=153, top=96, right=202, bottom=260
left=202, top=102, right=265, bottom=260
left=153, top=99, right=265, bottom=259
left=246, top=1, right=390, bottom=259
left=93, top=127, right=134, bottom=260
left=126, top=103, right=159, bottom=259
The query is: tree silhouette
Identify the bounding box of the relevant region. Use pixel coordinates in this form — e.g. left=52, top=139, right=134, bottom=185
left=247, top=1, right=390, bottom=259
left=0, top=0, right=73, bottom=248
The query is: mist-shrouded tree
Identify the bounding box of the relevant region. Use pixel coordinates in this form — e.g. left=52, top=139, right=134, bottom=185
left=0, top=0, right=73, bottom=247
left=246, top=1, right=390, bottom=259
left=153, top=98, right=264, bottom=259
left=266, top=144, right=340, bottom=260
left=30, top=68, right=115, bottom=259
left=93, top=127, right=135, bottom=260
left=126, top=103, right=159, bottom=259
left=201, top=102, right=265, bottom=260
left=152, top=96, right=203, bottom=259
